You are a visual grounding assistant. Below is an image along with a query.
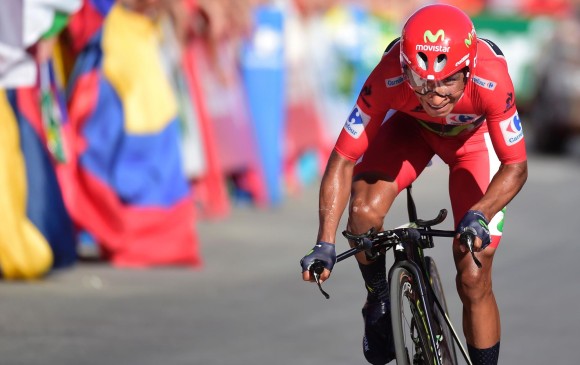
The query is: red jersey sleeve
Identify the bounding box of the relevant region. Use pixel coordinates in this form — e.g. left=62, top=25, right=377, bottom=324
left=475, top=40, right=527, bottom=164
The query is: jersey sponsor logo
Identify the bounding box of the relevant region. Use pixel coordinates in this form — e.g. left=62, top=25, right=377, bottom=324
left=500, top=112, right=524, bottom=146
left=472, top=75, right=497, bottom=90
left=385, top=76, right=404, bottom=88
left=446, top=113, right=479, bottom=125
left=344, top=105, right=370, bottom=139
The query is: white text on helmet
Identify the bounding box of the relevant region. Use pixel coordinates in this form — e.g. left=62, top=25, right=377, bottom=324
left=455, top=53, right=470, bottom=67
left=416, top=45, right=450, bottom=53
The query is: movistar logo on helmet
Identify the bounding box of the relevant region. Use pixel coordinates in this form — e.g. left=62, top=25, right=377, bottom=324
left=465, top=29, right=476, bottom=48
left=424, top=29, right=445, bottom=43
left=416, top=44, right=450, bottom=52
left=417, top=30, right=449, bottom=53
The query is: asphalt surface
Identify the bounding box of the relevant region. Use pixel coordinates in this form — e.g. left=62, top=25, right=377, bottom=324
left=1, top=151, right=580, bottom=365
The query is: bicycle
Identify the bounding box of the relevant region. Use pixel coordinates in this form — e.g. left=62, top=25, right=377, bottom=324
left=309, top=185, right=481, bottom=365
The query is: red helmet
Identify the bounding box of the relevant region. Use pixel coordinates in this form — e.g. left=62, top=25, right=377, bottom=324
left=400, top=4, right=477, bottom=87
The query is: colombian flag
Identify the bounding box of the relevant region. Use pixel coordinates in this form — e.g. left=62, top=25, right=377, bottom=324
left=0, top=87, right=77, bottom=279
left=62, top=4, right=201, bottom=267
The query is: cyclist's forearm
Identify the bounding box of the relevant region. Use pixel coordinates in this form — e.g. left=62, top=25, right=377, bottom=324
left=472, top=160, right=528, bottom=220
left=317, top=150, right=355, bottom=244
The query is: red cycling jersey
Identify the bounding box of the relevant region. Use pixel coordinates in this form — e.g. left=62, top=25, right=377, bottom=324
left=333, top=38, right=527, bottom=248
left=334, top=38, right=526, bottom=165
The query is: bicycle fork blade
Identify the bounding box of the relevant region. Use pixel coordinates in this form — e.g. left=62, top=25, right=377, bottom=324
left=433, top=295, right=473, bottom=365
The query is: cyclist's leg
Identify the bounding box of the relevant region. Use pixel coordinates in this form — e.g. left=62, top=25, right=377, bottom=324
left=348, top=111, right=434, bottom=364
left=443, top=128, right=502, bottom=364
left=348, top=111, right=435, bottom=259
left=348, top=111, right=434, bottom=287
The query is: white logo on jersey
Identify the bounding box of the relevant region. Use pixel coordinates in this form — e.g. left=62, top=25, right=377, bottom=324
left=499, top=112, right=524, bottom=146
left=472, top=76, right=497, bottom=91
left=344, top=105, right=370, bottom=139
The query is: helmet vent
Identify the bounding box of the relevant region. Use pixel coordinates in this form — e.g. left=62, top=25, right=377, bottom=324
left=434, top=54, right=447, bottom=72
left=416, top=52, right=428, bottom=71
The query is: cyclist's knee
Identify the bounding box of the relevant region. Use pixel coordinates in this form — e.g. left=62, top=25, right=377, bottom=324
left=348, top=197, right=386, bottom=232
left=456, top=269, right=493, bottom=305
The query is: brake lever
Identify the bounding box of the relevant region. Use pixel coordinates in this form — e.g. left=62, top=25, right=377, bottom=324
left=460, top=228, right=482, bottom=269
left=311, top=262, right=330, bottom=299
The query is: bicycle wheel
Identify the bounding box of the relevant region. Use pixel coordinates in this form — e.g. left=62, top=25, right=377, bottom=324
left=426, top=257, right=458, bottom=365
left=390, top=266, right=437, bottom=365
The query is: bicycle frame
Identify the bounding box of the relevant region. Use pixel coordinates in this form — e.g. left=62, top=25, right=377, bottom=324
left=393, top=185, right=473, bottom=365
left=388, top=219, right=471, bottom=365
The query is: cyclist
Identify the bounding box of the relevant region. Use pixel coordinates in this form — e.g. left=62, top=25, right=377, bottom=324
left=300, top=4, right=528, bottom=365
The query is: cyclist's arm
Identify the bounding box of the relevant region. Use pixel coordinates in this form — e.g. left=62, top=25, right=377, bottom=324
left=317, top=150, right=356, bottom=243
left=302, top=53, right=393, bottom=280
left=470, top=160, right=527, bottom=223
left=469, top=108, right=528, bottom=249
left=302, top=150, right=355, bottom=282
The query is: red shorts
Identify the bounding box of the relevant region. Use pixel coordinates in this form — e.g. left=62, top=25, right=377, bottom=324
left=353, top=111, right=504, bottom=248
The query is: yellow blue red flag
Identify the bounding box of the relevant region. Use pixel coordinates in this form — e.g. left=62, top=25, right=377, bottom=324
left=63, top=4, right=201, bottom=267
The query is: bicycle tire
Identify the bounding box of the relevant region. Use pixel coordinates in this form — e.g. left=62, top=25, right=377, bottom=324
left=390, top=266, right=437, bottom=365
left=426, top=257, right=458, bottom=365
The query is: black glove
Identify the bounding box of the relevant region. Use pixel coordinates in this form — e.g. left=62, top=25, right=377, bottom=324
left=300, top=241, right=336, bottom=273
left=456, top=210, right=491, bottom=250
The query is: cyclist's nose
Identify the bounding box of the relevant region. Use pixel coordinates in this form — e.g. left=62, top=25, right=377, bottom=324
left=426, top=92, right=447, bottom=106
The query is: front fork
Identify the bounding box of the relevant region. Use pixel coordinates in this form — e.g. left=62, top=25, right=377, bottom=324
left=389, top=257, right=442, bottom=365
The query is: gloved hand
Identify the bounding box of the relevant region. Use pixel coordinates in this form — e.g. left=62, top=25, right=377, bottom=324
left=456, top=210, right=491, bottom=251
left=300, top=241, right=336, bottom=273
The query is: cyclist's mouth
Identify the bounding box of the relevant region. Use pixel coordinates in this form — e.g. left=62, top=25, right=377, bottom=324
left=423, top=101, right=452, bottom=116
left=428, top=102, right=448, bottom=110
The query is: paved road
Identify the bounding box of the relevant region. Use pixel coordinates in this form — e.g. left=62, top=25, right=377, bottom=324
left=1, top=152, right=579, bottom=365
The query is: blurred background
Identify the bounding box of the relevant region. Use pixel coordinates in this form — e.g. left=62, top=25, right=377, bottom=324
left=2, top=1, right=580, bottom=364
left=1, top=0, right=578, bottom=279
